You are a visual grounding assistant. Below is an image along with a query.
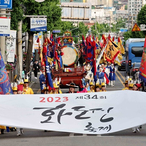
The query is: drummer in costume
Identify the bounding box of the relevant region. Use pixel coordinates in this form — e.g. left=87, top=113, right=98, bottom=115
left=23, top=79, right=34, bottom=94
left=122, top=80, right=129, bottom=90
left=66, top=82, right=78, bottom=93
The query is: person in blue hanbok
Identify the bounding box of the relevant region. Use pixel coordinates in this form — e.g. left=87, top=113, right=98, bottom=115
left=109, top=64, right=116, bottom=86
left=97, top=67, right=105, bottom=85
left=39, top=70, right=46, bottom=94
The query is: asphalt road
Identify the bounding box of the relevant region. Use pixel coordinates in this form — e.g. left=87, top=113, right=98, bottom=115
left=1, top=69, right=146, bottom=146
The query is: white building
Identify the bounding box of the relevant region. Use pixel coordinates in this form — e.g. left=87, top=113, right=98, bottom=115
left=128, top=0, right=146, bottom=28
left=91, top=7, right=115, bottom=24
left=61, top=2, right=91, bottom=22
left=87, top=0, right=113, bottom=7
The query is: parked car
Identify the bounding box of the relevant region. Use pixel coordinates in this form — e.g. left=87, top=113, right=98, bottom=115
left=118, top=61, right=126, bottom=71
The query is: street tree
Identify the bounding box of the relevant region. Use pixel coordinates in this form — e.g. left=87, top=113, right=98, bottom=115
left=22, top=0, right=61, bottom=73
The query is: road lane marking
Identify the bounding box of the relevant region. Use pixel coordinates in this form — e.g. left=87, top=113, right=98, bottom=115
left=116, top=70, right=125, bottom=81
left=115, top=72, right=124, bottom=87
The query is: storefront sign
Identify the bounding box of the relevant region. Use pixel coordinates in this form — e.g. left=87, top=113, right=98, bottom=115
left=0, top=17, right=10, bottom=36
left=30, top=18, right=47, bottom=32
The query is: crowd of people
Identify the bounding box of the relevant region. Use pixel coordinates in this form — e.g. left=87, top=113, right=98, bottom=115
left=0, top=59, right=144, bottom=136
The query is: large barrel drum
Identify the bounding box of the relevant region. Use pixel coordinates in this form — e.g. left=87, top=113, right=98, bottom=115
left=62, top=45, right=79, bottom=66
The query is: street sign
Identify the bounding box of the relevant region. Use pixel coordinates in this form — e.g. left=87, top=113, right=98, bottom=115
left=132, top=23, right=141, bottom=31
left=52, top=30, right=61, bottom=33
left=30, top=18, right=47, bottom=32
left=140, top=24, right=146, bottom=31
left=0, top=0, right=12, bottom=9
left=0, top=17, right=10, bottom=36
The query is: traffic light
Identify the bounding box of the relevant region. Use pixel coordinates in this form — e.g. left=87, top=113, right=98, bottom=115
left=22, top=32, right=28, bottom=52
left=128, top=60, right=131, bottom=67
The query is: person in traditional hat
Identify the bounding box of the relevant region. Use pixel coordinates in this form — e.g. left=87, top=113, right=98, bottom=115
left=12, top=84, right=18, bottom=94
left=122, top=80, right=129, bottom=90
left=128, top=83, right=134, bottom=90
left=100, top=82, right=106, bottom=92
left=133, top=84, right=141, bottom=91
left=88, top=82, right=95, bottom=92
left=109, top=64, right=116, bottom=86
left=66, top=82, right=78, bottom=93
left=0, top=125, right=6, bottom=134
left=52, top=83, right=62, bottom=94
left=97, top=67, right=105, bottom=85
left=95, top=83, right=100, bottom=92
left=23, top=79, right=34, bottom=94
left=42, top=86, right=50, bottom=94
left=17, top=79, right=24, bottom=94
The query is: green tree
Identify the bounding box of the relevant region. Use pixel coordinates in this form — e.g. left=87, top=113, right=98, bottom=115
left=11, top=0, right=25, bottom=30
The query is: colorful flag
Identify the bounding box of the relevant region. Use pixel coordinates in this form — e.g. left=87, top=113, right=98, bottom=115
left=139, top=37, right=146, bottom=83
left=92, top=41, right=97, bottom=83
left=0, top=51, right=13, bottom=94
left=105, top=40, right=120, bottom=63
left=45, top=56, right=54, bottom=89
left=118, top=37, right=125, bottom=54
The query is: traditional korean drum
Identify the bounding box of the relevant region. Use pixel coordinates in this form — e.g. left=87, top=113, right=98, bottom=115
left=61, top=45, right=78, bottom=66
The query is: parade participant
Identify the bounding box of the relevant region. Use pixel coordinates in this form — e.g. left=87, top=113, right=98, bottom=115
left=95, top=83, right=100, bottom=92
left=33, top=60, right=40, bottom=79
left=100, top=82, right=106, bottom=92
left=51, top=83, right=62, bottom=94
left=39, top=69, right=46, bottom=94
left=66, top=82, right=78, bottom=93
left=23, top=79, right=34, bottom=94
left=79, top=73, right=86, bottom=91
left=122, top=80, right=129, bottom=90
left=97, top=67, right=105, bottom=85
left=42, top=86, right=49, bottom=94
left=88, top=82, right=95, bottom=92
left=133, top=84, right=141, bottom=91
left=17, top=79, right=24, bottom=93
left=12, top=84, right=18, bottom=94
left=128, top=83, right=134, bottom=90
left=109, top=64, right=116, bottom=86
left=0, top=125, right=6, bottom=134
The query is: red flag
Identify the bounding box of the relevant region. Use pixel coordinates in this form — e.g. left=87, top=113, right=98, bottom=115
left=37, top=38, right=40, bottom=43
left=108, top=34, right=111, bottom=40
left=102, top=35, right=106, bottom=47
left=112, top=37, right=114, bottom=42
left=139, top=36, right=146, bottom=83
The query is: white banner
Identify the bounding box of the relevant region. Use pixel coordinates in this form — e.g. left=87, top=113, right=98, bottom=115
left=6, top=30, right=16, bottom=62
left=0, top=17, right=10, bottom=36
left=0, top=90, right=146, bottom=134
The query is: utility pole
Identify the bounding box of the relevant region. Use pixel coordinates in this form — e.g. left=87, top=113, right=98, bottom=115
left=17, top=20, right=23, bottom=78
left=0, top=9, right=6, bottom=62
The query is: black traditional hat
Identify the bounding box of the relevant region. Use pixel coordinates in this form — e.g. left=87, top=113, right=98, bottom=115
left=66, top=82, right=78, bottom=88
